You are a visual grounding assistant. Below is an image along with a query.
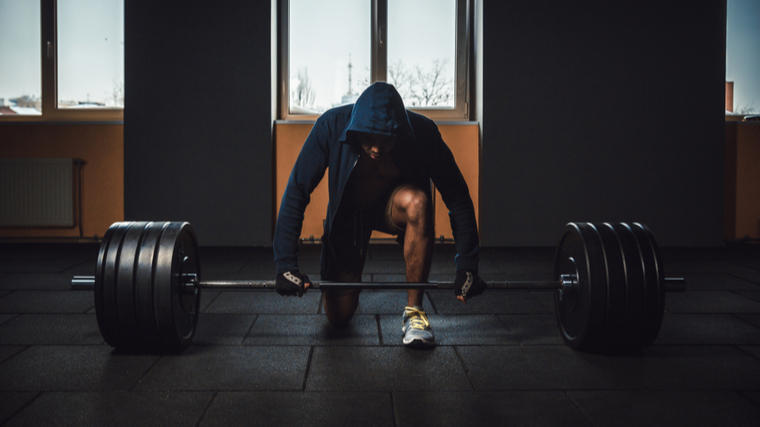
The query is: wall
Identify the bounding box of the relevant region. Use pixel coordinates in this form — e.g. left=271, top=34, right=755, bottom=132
left=0, top=124, right=124, bottom=239
left=725, top=122, right=760, bottom=240
left=480, top=0, right=726, bottom=246
left=123, top=0, right=273, bottom=246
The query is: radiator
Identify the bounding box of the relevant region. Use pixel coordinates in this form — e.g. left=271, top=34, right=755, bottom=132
left=0, top=158, right=74, bottom=227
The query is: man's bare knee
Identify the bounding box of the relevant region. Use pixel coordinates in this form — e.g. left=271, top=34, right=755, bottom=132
left=395, top=188, right=431, bottom=226
left=323, top=289, right=360, bottom=329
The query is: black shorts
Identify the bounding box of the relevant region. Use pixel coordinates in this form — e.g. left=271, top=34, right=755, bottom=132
left=326, top=184, right=411, bottom=282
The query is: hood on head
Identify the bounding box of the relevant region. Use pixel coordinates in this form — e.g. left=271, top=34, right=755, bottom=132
left=340, top=82, right=415, bottom=144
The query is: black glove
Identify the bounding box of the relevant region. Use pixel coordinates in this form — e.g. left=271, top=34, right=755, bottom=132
left=275, top=270, right=310, bottom=297
left=454, top=270, right=486, bottom=301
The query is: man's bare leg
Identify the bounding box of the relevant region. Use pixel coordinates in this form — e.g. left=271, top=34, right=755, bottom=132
left=391, top=186, right=434, bottom=306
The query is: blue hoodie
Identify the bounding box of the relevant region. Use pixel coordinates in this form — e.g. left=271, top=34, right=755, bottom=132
left=273, top=82, right=479, bottom=278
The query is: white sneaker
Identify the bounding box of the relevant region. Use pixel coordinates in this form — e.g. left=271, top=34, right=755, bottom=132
left=402, top=306, right=435, bottom=348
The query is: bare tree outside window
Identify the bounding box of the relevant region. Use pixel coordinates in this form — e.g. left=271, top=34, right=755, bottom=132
left=387, top=59, right=453, bottom=108
left=291, top=67, right=316, bottom=110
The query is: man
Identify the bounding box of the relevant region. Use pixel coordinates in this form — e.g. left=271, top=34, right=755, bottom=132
left=273, top=82, right=485, bottom=348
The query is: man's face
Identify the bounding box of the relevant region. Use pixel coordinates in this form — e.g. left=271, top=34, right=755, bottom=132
left=359, top=134, right=397, bottom=160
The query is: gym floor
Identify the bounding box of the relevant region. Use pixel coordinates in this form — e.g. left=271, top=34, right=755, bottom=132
left=0, top=242, right=759, bottom=426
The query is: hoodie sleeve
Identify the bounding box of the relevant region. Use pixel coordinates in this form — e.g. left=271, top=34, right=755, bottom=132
left=273, top=117, right=332, bottom=274
left=425, top=124, right=480, bottom=273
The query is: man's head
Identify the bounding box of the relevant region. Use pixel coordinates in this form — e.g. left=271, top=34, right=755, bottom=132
left=340, top=82, right=415, bottom=147
left=358, top=133, right=397, bottom=160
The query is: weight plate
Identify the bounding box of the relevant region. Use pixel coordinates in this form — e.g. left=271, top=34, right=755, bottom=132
left=94, top=222, right=132, bottom=348
left=115, top=222, right=150, bottom=348
left=596, top=223, right=628, bottom=342
left=134, top=222, right=169, bottom=349
left=554, top=223, right=608, bottom=351
left=153, top=222, right=201, bottom=352
left=612, top=223, right=648, bottom=349
left=630, top=223, right=665, bottom=348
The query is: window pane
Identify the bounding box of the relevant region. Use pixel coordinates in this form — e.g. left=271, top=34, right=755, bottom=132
left=388, top=0, right=456, bottom=108
left=57, top=0, right=124, bottom=109
left=289, top=0, right=370, bottom=114
left=0, top=0, right=41, bottom=115
left=726, top=0, right=760, bottom=116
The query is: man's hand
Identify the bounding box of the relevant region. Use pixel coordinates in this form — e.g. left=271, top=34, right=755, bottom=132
left=275, top=270, right=311, bottom=297
left=454, top=270, right=486, bottom=304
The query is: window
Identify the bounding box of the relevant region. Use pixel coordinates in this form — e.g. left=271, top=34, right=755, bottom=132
left=726, top=0, right=760, bottom=118
left=0, top=0, right=124, bottom=121
left=279, top=0, right=470, bottom=120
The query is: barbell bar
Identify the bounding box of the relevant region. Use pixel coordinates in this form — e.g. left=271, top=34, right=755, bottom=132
left=74, top=276, right=686, bottom=293
left=79, top=221, right=685, bottom=353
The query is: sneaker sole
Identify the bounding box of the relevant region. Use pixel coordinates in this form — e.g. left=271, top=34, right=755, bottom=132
left=402, top=327, right=434, bottom=348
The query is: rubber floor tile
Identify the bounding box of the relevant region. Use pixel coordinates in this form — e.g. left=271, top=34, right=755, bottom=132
left=3, top=391, right=213, bottom=427
left=305, top=346, right=471, bottom=391
left=192, top=314, right=256, bottom=345
left=738, top=346, right=760, bottom=361
left=0, top=273, right=76, bottom=290
left=529, top=290, right=557, bottom=313
left=202, top=391, right=394, bottom=427
left=567, top=390, right=760, bottom=427
left=199, top=290, right=220, bottom=312
left=496, top=314, right=565, bottom=346
left=427, top=290, right=550, bottom=314
left=360, top=260, right=407, bottom=274
left=0, top=314, right=103, bottom=345
left=0, top=392, right=39, bottom=425
left=458, top=345, right=760, bottom=391
left=0, top=257, right=94, bottom=274
left=665, top=259, right=760, bottom=276
left=134, top=346, right=310, bottom=391
left=204, top=290, right=321, bottom=314
left=0, top=313, right=14, bottom=326
left=378, top=314, right=515, bottom=346
left=0, top=345, right=25, bottom=364
left=736, top=290, right=760, bottom=304
left=744, top=391, right=760, bottom=406
left=63, top=260, right=97, bottom=276
left=393, top=391, right=589, bottom=427
left=654, top=314, right=760, bottom=345
left=735, top=314, right=760, bottom=328
left=665, top=291, right=760, bottom=314
left=244, top=314, right=379, bottom=346
left=0, top=346, right=159, bottom=391
left=354, top=291, right=433, bottom=315
left=679, top=273, right=760, bottom=291
left=196, top=259, right=249, bottom=278
left=0, top=290, right=95, bottom=314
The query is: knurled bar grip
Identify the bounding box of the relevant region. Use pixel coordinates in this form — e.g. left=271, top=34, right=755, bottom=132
left=199, top=280, right=563, bottom=291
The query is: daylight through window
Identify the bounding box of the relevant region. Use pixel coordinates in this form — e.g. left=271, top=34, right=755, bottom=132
left=282, top=0, right=469, bottom=120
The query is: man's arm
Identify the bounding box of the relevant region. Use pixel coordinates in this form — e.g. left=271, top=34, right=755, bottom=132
left=426, top=126, right=480, bottom=273
left=273, top=118, right=332, bottom=274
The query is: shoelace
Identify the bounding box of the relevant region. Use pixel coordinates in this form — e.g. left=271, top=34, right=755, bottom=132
left=404, top=307, right=430, bottom=330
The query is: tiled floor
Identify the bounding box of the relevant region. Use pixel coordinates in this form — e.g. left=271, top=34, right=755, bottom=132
left=1, top=242, right=759, bottom=426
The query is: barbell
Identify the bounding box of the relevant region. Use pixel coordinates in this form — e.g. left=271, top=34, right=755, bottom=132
left=73, top=221, right=685, bottom=353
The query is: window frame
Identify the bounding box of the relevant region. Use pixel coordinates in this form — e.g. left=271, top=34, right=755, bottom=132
left=0, top=0, right=123, bottom=123
left=278, top=0, right=471, bottom=122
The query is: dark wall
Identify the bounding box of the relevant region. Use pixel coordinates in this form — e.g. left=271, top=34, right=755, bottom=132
left=124, top=1, right=272, bottom=246
left=480, top=1, right=726, bottom=246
